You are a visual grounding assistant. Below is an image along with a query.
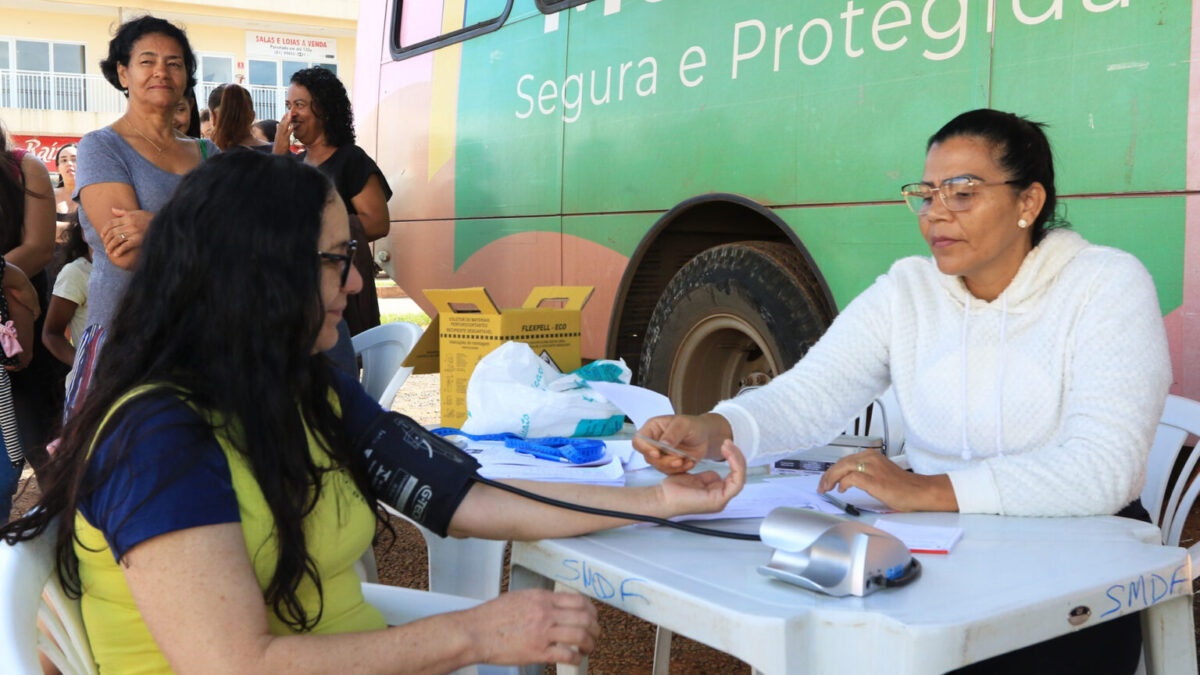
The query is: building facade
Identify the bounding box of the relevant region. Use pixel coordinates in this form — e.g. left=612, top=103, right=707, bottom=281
left=0, top=0, right=357, bottom=171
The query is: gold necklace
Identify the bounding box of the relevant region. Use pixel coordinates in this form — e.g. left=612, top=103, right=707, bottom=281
left=124, top=117, right=166, bottom=155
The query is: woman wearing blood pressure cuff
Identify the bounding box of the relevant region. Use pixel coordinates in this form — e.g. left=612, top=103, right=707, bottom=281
left=1, top=151, right=747, bottom=674
left=634, top=110, right=1169, bottom=673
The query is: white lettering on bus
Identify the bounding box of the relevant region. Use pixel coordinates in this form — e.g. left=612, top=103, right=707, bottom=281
left=591, top=67, right=612, bottom=105
left=732, top=20, right=765, bottom=80
left=538, top=79, right=558, bottom=114
left=515, top=58, right=659, bottom=123
left=921, top=0, right=967, bottom=62
left=636, top=57, right=658, bottom=96
left=1083, top=0, right=1129, bottom=12
left=515, top=74, right=534, bottom=119
left=1013, top=0, right=1063, bottom=26
left=619, top=61, right=634, bottom=100
left=563, top=73, right=584, bottom=122
left=841, top=1, right=866, bottom=58
left=773, top=25, right=795, bottom=72
left=798, top=18, right=834, bottom=66
left=873, top=1, right=912, bottom=51
left=679, top=46, right=706, bottom=87
left=515, top=0, right=1132, bottom=120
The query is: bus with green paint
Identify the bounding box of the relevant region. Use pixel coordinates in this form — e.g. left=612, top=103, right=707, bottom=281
left=353, top=0, right=1197, bottom=413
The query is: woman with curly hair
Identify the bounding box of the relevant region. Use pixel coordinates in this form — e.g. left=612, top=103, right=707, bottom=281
left=276, top=66, right=389, bottom=337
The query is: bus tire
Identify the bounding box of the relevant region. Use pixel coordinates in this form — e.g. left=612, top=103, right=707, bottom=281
left=638, top=241, right=833, bottom=415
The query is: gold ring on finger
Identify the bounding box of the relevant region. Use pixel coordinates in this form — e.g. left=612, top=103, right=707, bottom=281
left=857, top=461, right=866, bottom=473
left=120, top=232, right=127, bottom=241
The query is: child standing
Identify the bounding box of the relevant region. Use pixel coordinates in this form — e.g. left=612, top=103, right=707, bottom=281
left=43, top=214, right=91, bottom=392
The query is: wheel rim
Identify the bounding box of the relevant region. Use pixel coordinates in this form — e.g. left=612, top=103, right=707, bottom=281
left=667, top=314, right=779, bottom=414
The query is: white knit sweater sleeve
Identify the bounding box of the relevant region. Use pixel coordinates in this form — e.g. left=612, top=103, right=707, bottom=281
left=712, top=275, right=895, bottom=463
left=947, top=250, right=1172, bottom=516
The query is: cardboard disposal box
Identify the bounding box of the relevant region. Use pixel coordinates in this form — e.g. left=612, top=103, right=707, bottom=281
left=403, top=286, right=594, bottom=427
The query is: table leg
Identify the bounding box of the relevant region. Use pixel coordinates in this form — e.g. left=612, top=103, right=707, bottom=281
left=652, top=627, right=672, bottom=675
left=1140, top=593, right=1198, bottom=675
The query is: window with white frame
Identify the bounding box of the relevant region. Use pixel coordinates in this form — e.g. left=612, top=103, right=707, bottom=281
left=0, top=38, right=86, bottom=110
left=196, top=52, right=235, bottom=113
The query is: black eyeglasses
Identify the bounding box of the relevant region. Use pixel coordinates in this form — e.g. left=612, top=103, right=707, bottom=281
left=318, top=239, right=357, bottom=287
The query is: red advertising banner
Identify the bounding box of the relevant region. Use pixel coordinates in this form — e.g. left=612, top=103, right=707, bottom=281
left=10, top=135, right=80, bottom=172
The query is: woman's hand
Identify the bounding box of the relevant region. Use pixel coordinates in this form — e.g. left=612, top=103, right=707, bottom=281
left=274, top=110, right=294, bottom=155
left=656, top=439, right=746, bottom=516
left=459, top=590, right=599, bottom=666
left=102, top=207, right=152, bottom=266
left=818, top=450, right=958, bottom=512
left=633, top=413, right=733, bottom=474
left=3, top=288, right=34, bottom=370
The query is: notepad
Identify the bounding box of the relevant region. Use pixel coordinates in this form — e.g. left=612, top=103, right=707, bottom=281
left=872, top=519, right=964, bottom=554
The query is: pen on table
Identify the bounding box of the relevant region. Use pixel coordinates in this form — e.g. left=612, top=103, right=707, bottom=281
left=821, top=491, right=861, bottom=517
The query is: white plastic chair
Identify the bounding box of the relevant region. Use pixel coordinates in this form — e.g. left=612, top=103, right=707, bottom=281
left=1133, top=396, right=1200, bottom=675
left=0, top=522, right=96, bottom=675
left=351, top=321, right=424, bottom=408
left=349, top=320, right=423, bottom=584
left=1142, top=395, right=1200, bottom=551
left=349, top=320, right=507, bottom=600
left=840, top=388, right=905, bottom=458
left=378, top=503, right=508, bottom=602
left=1, top=527, right=511, bottom=675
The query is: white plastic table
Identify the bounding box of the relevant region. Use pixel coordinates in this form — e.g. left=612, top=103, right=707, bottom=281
left=509, top=513, right=1196, bottom=674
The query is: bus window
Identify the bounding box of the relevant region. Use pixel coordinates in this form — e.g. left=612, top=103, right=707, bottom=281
left=394, top=0, right=511, bottom=54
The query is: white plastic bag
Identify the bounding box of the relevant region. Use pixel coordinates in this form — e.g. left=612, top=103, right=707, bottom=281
left=461, top=341, right=631, bottom=438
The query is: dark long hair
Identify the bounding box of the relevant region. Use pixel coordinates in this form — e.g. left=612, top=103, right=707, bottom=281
left=100, top=15, right=198, bottom=96
left=290, top=67, right=355, bottom=148
left=211, top=84, right=256, bottom=151
left=928, top=108, right=1067, bottom=245
left=253, top=119, right=278, bottom=143
left=182, top=87, right=201, bottom=138
left=0, top=124, right=40, bottom=254
left=50, top=211, right=88, bottom=277
left=1, top=151, right=386, bottom=631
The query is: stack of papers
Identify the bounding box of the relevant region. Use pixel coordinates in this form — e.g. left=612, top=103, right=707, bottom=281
left=663, top=474, right=892, bottom=524
left=872, top=519, right=964, bottom=554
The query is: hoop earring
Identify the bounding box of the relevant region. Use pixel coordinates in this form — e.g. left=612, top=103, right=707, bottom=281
left=1018, top=219, right=1029, bottom=229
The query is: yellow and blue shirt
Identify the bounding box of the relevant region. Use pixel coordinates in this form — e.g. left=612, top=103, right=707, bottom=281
left=73, top=372, right=473, bottom=673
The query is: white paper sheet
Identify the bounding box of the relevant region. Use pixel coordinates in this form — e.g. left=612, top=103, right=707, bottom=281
left=665, top=477, right=842, bottom=523
left=604, top=439, right=652, bottom=471
left=872, top=519, right=964, bottom=553
left=662, top=474, right=895, bottom=524
left=585, top=381, right=674, bottom=429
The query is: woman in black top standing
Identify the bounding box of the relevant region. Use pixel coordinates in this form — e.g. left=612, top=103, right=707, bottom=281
left=275, top=66, right=390, bottom=337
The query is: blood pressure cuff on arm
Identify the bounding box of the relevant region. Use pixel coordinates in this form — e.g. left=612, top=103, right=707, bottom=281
left=355, top=411, right=482, bottom=537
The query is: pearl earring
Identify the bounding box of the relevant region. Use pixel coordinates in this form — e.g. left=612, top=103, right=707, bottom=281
left=1018, top=219, right=1029, bottom=229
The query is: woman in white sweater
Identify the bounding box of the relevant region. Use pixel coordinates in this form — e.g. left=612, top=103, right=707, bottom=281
left=634, top=109, right=1169, bottom=673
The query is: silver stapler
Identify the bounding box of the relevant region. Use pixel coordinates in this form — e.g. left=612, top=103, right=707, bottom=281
left=757, top=507, right=920, bottom=596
